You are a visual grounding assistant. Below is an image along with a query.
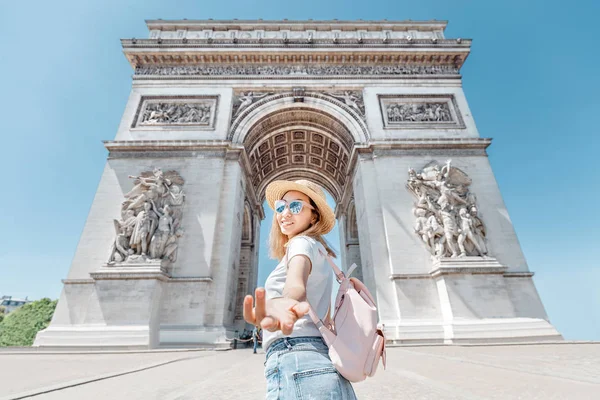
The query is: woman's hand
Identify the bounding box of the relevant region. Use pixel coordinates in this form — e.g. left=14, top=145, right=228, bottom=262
left=243, top=287, right=311, bottom=336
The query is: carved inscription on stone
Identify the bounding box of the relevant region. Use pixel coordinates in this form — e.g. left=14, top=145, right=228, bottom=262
left=108, top=168, right=186, bottom=267
left=407, top=160, right=488, bottom=259
left=379, top=95, right=464, bottom=128
left=132, top=96, right=218, bottom=128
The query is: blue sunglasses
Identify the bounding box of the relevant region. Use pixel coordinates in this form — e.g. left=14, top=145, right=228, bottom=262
left=274, top=199, right=314, bottom=215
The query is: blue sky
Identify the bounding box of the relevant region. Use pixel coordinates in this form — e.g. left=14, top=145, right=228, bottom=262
left=1, top=0, right=598, bottom=341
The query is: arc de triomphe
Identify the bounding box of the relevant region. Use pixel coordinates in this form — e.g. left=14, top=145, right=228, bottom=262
left=35, top=19, right=562, bottom=348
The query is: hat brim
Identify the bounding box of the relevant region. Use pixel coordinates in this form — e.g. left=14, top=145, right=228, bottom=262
left=265, top=180, right=336, bottom=235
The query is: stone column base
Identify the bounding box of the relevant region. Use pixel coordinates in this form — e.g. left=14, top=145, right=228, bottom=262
left=383, top=317, right=563, bottom=345
left=386, top=257, right=563, bottom=345
left=34, top=262, right=168, bottom=349
left=159, top=325, right=237, bottom=349
left=33, top=325, right=153, bottom=350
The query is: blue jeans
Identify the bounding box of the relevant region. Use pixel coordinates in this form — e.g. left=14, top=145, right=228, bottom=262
left=263, top=336, right=358, bottom=400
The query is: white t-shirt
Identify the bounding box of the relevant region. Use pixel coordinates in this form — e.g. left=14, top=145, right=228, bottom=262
left=262, top=235, right=333, bottom=352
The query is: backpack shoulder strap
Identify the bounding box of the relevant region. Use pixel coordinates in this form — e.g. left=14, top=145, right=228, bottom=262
left=317, top=248, right=356, bottom=284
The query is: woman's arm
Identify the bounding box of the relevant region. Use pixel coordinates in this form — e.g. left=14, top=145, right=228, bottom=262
left=243, top=239, right=314, bottom=335
left=282, top=254, right=312, bottom=302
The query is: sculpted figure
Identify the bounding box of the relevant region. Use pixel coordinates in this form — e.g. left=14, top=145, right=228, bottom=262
left=327, top=91, right=364, bottom=116
left=457, top=208, right=486, bottom=257
left=439, top=204, right=459, bottom=258
left=426, top=214, right=446, bottom=257
left=149, top=202, right=174, bottom=259
left=233, top=92, right=270, bottom=117
left=163, top=228, right=184, bottom=263
left=108, top=209, right=136, bottom=263
left=166, top=184, right=185, bottom=206
left=130, top=201, right=158, bottom=256
left=470, top=206, right=488, bottom=254
left=124, top=168, right=169, bottom=211
left=413, top=208, right=431, bottom=251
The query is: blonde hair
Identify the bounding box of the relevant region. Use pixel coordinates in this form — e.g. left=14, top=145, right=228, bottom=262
left=268, top=196, right=337, bottom=261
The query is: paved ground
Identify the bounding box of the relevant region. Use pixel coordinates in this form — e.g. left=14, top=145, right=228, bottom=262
left=1, top=342, right=599, bottom=399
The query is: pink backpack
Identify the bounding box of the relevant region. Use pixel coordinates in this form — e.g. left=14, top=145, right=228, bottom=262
left=286, top=243, right=387, bottom=382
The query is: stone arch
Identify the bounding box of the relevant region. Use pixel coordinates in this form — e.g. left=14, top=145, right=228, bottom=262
left=237, top=105, right=363, bottom=204
left=343, top=198, right=364, bottom=281
left=241, top=201, right=253, bottom=243
left=230, top=92, right=369, bottom=144
left=346, top=200, right=359, bottom=241
left=233, top=201, right=256, bottom=324
left=232, top=92, right=368, bottom=329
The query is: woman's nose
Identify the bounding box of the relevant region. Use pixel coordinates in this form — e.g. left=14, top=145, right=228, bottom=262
left=281, top=206, right=292, bottom=217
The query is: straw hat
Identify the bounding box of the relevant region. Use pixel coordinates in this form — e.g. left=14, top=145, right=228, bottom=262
left=265, top=179, right=335, bottom=234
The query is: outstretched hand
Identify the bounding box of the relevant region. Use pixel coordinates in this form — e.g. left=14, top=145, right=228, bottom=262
left=243, top=288, right=311, bottom=336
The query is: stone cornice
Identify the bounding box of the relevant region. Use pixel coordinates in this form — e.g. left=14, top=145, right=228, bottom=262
left=362, top=138, right=492, bottom=151
left=145, top=19, right=449, bottom=32
left=122, top=39, right=468, bottom=49
left=388, top=271, right=526, bottom=280
left=103, top=140, right=234, bottom=152
left=103, top=138, right=491, bottom=153
left=126, top=20, right=471, bottom=73
left=122, top=41, right=470, bottom=70
left=61, top=277, right=214, bottom=284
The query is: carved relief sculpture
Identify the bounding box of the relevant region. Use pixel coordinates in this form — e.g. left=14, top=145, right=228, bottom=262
left=140, top=102, right=211, bottom=125
left=108, top=168, right=186, bottom=266
left=386, top=102, right=451, bottom=123
left=407, top=160, right=488, bottom=259
left=135, top=64, right=459, bottom=77
left=132, top=97, right=218, bottom=129
left=324, top=91, right=366, bottom=119
left=232, top=91, right=274, bottom=119
left=379, top=95, right=465, bottom=129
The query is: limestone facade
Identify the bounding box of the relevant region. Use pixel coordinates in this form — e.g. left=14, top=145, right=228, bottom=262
left=34, top=19, right=562, bottom=348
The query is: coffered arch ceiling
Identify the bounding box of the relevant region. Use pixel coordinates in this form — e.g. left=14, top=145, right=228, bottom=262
left=244, top=107, right=354, bottom=204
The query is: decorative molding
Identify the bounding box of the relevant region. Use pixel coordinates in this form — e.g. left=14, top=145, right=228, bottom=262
left=503, top=272, right=535, bottom=278
left=134, top=64, right=460, bottom=77
left=368, top=138, right=491, bottom=149
left=168, top=277, right=213, bottom=283
left=61, top=279, right=95, bottom=285
left=91, top=264, right=171, bottom=281
left=61, top=277, right=213, bottom=284
left=131, top=95, right=219, bottom=129
left=144, top=19, right=451, bottom=34
left=389, top=274, right=433, bottom=280
left=375, top=148, right=488, bottom=157
left=379, top=94, right=465, bottom=129
left=389, top=258, right=509, bottom=280
left=104, top=140, right=233, bottom=151
left=125, top=38, right=466, bottom=47
left=429, top=257, right=507, bottom=278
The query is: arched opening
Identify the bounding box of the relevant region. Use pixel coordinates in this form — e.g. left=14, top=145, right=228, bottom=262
left=230, top=100, right=365, bottom=332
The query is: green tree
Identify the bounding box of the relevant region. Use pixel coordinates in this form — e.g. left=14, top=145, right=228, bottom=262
left=0, top=298, right=57, bottom=346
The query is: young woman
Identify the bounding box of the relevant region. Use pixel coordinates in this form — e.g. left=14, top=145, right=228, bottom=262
left=243, top=179, right=358, bottom=400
